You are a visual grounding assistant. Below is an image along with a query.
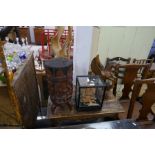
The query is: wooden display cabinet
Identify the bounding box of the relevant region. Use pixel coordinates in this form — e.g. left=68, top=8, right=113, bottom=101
left=18, top=26, right=31, bottom=43
left=34, top=27, right=47, bottom=45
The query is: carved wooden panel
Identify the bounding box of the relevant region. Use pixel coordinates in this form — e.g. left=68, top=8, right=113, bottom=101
left=0, top=41, right=22, bottom=126
left=91, top=54, right=115, bottom=82
left=44, top=58, right=73, bottom=113
left=13, top=55, right=40, bottom=128
left=90, top=55, right=117, bottom=100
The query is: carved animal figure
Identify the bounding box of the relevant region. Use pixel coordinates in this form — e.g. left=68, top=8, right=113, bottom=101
left=91, top=55, right=117, bottom=100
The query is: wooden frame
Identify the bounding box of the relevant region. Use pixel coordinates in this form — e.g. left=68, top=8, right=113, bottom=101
left=0, top=41, right=22, bottom=124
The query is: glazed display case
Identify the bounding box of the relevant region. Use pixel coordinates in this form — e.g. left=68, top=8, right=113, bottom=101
left=75, top=75, right=107, bottom=111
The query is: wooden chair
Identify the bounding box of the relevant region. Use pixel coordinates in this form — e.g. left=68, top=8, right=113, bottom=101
left=133, top=58, right=154, bottom=65
left=127, top=78, right=155, bottom=121
left=132, top=58, right=154, bottom=78
left=106, top=57, right=131, bottom=66
left=105, top=57, right=131, bottom=95
left=118, top=64, right=150, bottom=99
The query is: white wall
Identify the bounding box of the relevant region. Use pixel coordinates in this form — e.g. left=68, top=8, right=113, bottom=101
left=90, top=26, right=100, bottom=63
left=29, top=26, right=35, bottom=43
left=73, top=26, right=93, bottom=84
left=97, top=26, right=155, bottom=65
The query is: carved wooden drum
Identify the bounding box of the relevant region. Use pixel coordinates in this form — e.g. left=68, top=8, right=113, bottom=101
left=44, top=57, right=73, bottom=113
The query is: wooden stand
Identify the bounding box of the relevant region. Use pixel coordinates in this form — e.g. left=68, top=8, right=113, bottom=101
left=44, top=57, right=73, bottom=113
left=47, top=99, right=125, bottom=122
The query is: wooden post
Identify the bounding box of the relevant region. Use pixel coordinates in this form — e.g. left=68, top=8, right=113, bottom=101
left=0, top=41, right=22, bottom=125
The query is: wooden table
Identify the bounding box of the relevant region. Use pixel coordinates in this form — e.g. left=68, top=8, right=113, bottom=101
left=47, top=99, right=125, bottom=123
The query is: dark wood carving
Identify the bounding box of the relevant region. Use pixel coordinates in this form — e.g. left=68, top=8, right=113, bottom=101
left=119, top=64, right=150, bottom=99
left=44, top=58, right=73, bottom=113
left=91, top=55, right=116, bottom=86
left=127, top=78, right=155, bottom=121
left=91, top=55, right=117, bottom=99
left=13, top=54, right=40, bottom=128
